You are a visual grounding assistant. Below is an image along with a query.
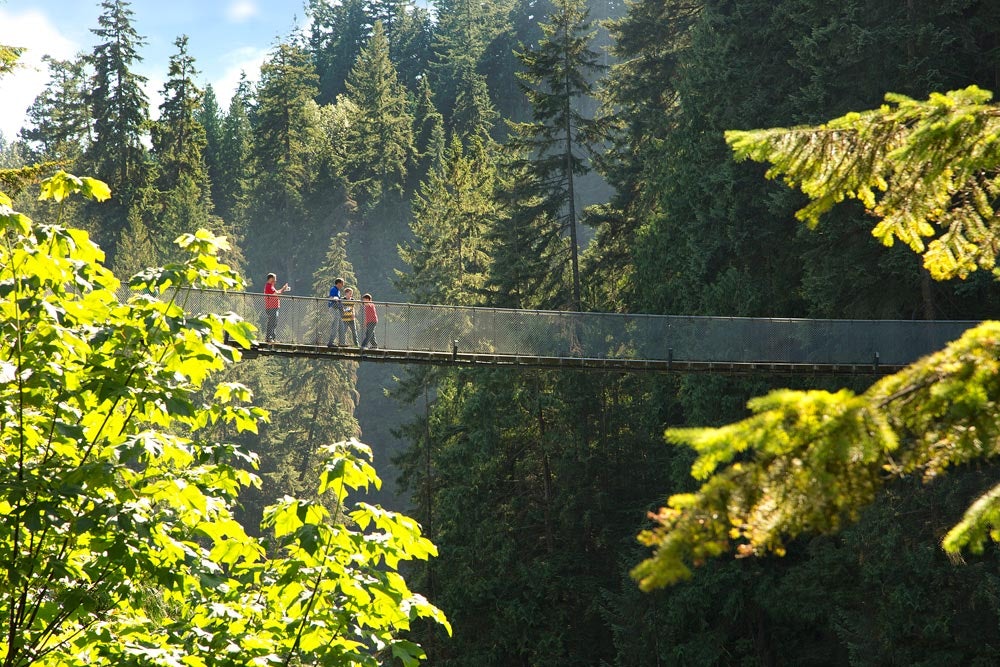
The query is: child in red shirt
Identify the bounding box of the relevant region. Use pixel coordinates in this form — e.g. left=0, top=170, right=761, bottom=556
left=361, top=293, right=379, bottom=349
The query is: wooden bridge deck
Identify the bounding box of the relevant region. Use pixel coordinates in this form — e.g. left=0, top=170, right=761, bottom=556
left=178, top=289, right=977, bottom=376
left=247, top=341, right=903, bottom=375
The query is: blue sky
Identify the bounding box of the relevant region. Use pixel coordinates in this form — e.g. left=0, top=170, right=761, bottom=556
left=0, top=0, right=311, bottom=139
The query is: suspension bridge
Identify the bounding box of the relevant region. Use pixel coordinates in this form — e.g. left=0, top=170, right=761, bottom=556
left=181, top=289, right=979, bottom=375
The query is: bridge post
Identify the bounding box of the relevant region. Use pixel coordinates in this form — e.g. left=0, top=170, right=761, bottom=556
left=873, top=351, right=879, bottom=373
left=453, top=339, right=458, bottom=362
left=668, top=347, right=673, bottom=370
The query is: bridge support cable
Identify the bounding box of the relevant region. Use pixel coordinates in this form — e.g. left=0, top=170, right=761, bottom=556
left=176, top=288, right=977, bottom=375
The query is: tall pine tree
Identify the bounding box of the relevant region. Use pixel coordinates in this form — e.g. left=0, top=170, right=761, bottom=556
left=20, top=55, right=91, bottom=165
left=152, top=37, right=206, bottom=191
left=308, top=0, right=377, bottom=104
left=198, top=83, right=225, bottom=217
left=495, top=0, right=603, bottom=310
left=398, top=136, right=498, bottom=304
left=451, top=68, right=500, bottom=144
left=388, top=2, right=435, bottom=92
left=244, top=40, right=325, bottom=286
left=582, top=0, right=698, bottom=305
left=600, top=0, right=1000, bottom=663
left=83, top=0, right=151, bottom=262
left=216, top=74, right=254, bottom=225
left=342, top=21, right=415, bottom=209
left=141, top=35, right=224, bottom=266
left=430, top=0, right=514, bottom=123
left=411, top=76, right=446, bottom=185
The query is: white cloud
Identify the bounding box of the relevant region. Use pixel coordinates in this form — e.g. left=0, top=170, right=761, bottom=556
left=210, top=45, right=269, bottom=107
left=0, top=9, right=78, bottom=139
left=226, top=1, right=259, bottom=23
left=145, top=74, right=166, bottom=122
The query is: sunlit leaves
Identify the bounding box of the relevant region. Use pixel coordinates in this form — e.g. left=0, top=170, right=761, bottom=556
left=317, top=438, right=381, bottom=498
left=2, top=173, right=446, bottom=665
left=128, top=229, right=244, bottom=294
left=0, top=203, right=31, bottom=235
left=635, top=90, right=1000, bottom=591
left=943, top=483, right=1000, bottom=555
left=633, top=321, right=1000, bottom=591
left=726, top=86, right=1000, bottom=280
left=38, top=169, right=112, bottom=203
left=0, top=172, right=263, bottom=657
left=232, top=440, right=449, bottom=665
left=0, top=44, right=24, bottom=74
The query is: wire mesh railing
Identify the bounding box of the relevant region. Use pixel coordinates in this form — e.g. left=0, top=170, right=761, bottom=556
left=172, top=288, right=979, bottom=369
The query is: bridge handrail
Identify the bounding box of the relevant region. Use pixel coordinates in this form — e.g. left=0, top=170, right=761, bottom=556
left=174, top=288, right=980, bottom=367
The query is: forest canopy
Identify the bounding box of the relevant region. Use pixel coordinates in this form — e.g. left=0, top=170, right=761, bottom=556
left=633, top=87, right=1000, bottom=591
left=10, top=0, right=1000, bottom=663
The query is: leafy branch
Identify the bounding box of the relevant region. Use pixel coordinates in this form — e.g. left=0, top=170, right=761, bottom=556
left=1, top=172, right=447, bottom=665
left=633, top=321, right=1000, bottom=590
left=634, top=88, right=1000, bottom=591
left=726, top=86, right=1000, bottom=280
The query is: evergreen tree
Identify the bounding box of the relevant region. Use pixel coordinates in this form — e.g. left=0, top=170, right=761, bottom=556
left=216, top=73, right=254, bottom=224
left=782, top=0, right=1000, bottom=320
left=151, top=37, right=207, bottom=193
left=487, top=152, right=568, bottom=310
left=15, top=54, right=93, bottom=228
left=487, top=0, right=544, bottom=124
left=623, top=0, right=1000, bottom=322
left=401, top=1, right=1000, bottom=665
left=398, top=136, right=498, bottom=304
left=583, top=0, right=698, bottom=304
left=0, top=44, right=23, bottom=75
left=244, top=40, right=325, bottom=285
left=142, top=35, right=223, bottom=266
left=342, top=21, right=415, bottom=209
left=20, top=55, right=91, bottom=165
left=394, top=366, right=674, bottom=666
left=430, top=0, right=514, bottom=123
left=302, top=102, right=355, bottom=276
left=501, top=0, right=603, bottom=311
left=309, top=0, right=428, bottom=100
left=307, top=0, right=376, bottom=104
left=367, top=0, right=406, bottom=36
left=602, top=1, right=1000, bottom=662
left=252, top=42, right=320, bottom=188
left=83, top=0, right=151, bottom=261
left=198, top=83, right=225, bottom=215
left=450, top=67, right=500, bottom=144
left=0, top=133, right=25, bottom=170
left=113, top=214, right=158, bottom=279
left=635, top=97, right=1000, bottom=582
left=310, top=0, right=433, bottom=97
left=411, top=76, right=446, bottom=184
left=0, top=137, right=34, bottom=205
left=389, top=3, right=435, bottom=92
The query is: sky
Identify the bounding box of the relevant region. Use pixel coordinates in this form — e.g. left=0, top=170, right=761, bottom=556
left=0, top=0, right=311, bottom=140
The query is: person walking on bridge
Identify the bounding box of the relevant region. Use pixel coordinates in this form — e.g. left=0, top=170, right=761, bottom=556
left=263, top=272, right=290, bottom=342
left=339, top=287, right=360, bottom=346
left=361, top=293, right=379, bottom=349
left=327, top=278, right=344, bottom=346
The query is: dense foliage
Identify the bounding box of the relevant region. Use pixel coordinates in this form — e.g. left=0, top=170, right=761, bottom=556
left=0, top=172, right=447, bottom=665
left=8, top=0, right=1000, bottom=664
left=635, top=86, right=1000, bottom=588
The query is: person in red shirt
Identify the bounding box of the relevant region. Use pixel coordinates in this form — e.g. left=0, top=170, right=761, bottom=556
left=263, top=272, right=290, bottom=342
left=361, top=293, right=379, bottom=349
